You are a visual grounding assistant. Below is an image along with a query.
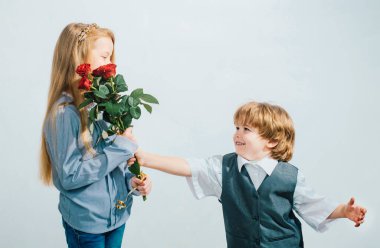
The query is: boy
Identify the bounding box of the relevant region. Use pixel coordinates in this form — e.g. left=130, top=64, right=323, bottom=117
left=129, top=101, right=366, bottom=248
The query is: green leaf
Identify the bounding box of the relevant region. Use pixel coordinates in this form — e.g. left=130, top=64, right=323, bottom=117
left=130, top=106, right=141, bottom=119
left=104, top=101, right=122, bottom=116
left=94, top=89, right=107, bottom=99
left=128, top=96, right=140, bottom=107
left=128, top=160, right=141, bottom=176
left=99, top=85, right=109, bottom=96
left=106, top=126, right=116, bottom=136
left=121, top=114, right=132, bottom=128
left=139, top=94, right=159, bottom=104
left=142, top=103, right=152, bottom=113
left=89, top=106, right=96, bottom=122
left=115, top=74, right=128, bottom=92
left=122, top=102, right=130, bottom=113
left=84, top=91, right=94, bottom=99
left=92, top=77, right=101, bottom=88
left=130, top=88, right=144, bottom=98
left=103, top=111, right=111, bottom=123
left=105, top=82, right=114, bottom=94
left=116, top=84, right=128, bottom=92
left=78, top=98, right=93, bottom=110
left=119, top=95, right=128, bottom=105
left=118, top=95, right=128, bottom=112
left=115, top=74, right=126, bottom=86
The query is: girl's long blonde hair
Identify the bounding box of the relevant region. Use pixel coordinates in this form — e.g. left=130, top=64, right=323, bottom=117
left=40, top=23, right=115, bottom=185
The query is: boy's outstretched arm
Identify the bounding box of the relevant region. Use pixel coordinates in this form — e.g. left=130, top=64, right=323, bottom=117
left=128, top=150, right=192, bottom=177
left=327, top=197, right=367, bottom=227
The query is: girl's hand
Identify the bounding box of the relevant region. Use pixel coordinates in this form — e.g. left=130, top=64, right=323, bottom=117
left=121, top=127, right=137, bottom=143
left=131, top=174, right=152, bottom=196
left=344, top=197, right=367, bottom=227
left=127, top=157, right=136, bottom=166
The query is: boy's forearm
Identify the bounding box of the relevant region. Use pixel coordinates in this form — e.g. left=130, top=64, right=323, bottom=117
left=328, top=204, right=346, bottom=219
left=141, top=152, right=192, bottom=177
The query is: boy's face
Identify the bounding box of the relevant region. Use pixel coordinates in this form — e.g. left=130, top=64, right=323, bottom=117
left=88, top=37, right=114, bottom=70
left=233, top=125, right=276, bottom=161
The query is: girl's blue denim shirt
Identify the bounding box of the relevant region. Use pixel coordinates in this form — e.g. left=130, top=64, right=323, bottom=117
left=44, top=93, right=138, bottom=233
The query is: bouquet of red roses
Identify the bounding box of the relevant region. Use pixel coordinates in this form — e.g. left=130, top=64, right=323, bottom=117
left=76, top=63, right=158, bottom=202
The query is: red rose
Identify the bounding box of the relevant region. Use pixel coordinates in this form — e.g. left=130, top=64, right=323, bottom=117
left=78, top=76, right=92, bottom=91
left=92, top=63, right=117, bottom=79
left=76, top=64, right=92, bottom=77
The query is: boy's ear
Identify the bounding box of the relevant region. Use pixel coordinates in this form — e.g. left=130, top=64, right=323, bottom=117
left=267, top=140, right=278, bottom=149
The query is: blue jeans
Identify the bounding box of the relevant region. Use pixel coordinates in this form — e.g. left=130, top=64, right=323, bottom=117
left=62, top=219, right=125, bottom=248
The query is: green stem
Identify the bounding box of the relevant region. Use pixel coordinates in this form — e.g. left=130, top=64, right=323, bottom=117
left=111, top=80, right=115, bottom=93
left=118, top=117, right=125, bottom=132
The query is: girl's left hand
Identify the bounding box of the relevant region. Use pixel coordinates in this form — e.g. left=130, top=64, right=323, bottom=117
left=131, top=174, right=152, bottom=196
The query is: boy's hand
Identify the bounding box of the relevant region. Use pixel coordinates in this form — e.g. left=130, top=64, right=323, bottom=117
left=127, top=150, right=145, bottom=166
left=131, top=174, right=152, bottom=196
left=344, top=197, right=367, bottom=227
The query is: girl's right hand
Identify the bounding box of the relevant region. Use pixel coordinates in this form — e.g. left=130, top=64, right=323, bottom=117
left=121, top=127, right=137, bottom=143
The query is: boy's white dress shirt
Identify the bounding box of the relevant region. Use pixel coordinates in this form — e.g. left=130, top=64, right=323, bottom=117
left=186, top=155, right=337, bottom=232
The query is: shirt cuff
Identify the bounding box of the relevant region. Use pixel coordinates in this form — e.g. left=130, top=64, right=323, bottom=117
left=314, top=200, right=340, bottom=232
left=113, top=135, right=138, bottom=153
left=185, top=158, right=206, bottom=200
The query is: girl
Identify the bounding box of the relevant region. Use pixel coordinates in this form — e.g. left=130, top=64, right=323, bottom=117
left=40, top=23, right=151, bottom=248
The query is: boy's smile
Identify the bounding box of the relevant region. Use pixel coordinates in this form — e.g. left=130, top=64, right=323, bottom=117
left=233, top=125, right=277, bottom=161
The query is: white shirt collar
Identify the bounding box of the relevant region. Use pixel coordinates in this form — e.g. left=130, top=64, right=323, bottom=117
left=237, top=155, right=278, bottom=176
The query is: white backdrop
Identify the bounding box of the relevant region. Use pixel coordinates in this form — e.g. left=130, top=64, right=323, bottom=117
left=0, top=0, right=379, bottom=247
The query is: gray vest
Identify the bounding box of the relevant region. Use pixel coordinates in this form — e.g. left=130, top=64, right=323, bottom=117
left=220, top=153, right=303, bottom=248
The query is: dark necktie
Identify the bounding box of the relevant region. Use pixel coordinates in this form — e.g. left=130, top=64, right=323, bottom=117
left=241, top=164, right=254, bottom=186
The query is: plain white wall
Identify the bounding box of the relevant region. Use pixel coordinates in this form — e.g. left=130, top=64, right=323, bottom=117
left=0, top=0, right=379, bottom=247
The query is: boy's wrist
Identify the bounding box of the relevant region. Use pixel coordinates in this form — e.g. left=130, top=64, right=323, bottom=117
left=338, top=203, right=348, bottom=219
left=135, top=149, right=146, bottom=166
left=342, top=204, right=348, bottom=218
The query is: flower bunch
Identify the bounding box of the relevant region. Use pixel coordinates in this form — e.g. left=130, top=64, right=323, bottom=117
left=76, top=63, right=158, bottom=201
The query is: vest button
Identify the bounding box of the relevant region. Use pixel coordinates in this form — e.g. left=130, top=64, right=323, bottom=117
left=253, top=216, right=258, bottom=221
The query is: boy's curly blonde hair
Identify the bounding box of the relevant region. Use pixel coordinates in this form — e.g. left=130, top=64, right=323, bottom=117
left=234, top=101, right=295, bottom=162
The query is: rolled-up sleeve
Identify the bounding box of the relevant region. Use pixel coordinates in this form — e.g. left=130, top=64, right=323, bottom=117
left=293, top=171, right=339, bottom=232
left=185, top=155, right=223, bottom=199
left=48, top=106, right=138, bottom=190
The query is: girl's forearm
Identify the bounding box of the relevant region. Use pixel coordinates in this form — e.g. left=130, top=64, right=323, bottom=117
left=141, top=152, right=192, bottom=177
